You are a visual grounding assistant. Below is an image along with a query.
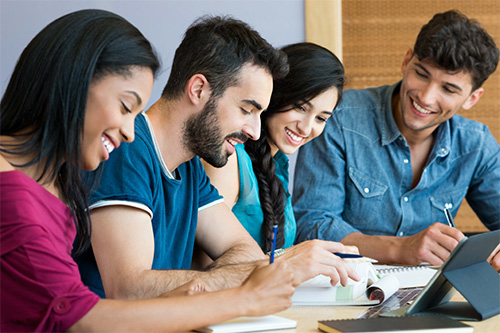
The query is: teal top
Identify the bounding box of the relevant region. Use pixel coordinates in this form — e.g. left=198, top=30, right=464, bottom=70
left=232, top=144, right=296, bottom=250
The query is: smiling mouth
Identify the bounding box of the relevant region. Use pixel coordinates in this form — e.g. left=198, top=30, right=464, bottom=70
left=102, top=136, right=115, bottom=154
left=285, top=128, right=303, bottom=143
left=226, top=138, right=239, bottom=147
left=412, top=100, right=434, bottom=114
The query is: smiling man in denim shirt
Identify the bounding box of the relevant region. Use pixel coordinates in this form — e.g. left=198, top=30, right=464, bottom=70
left=293, top=10, right=500, bottom=269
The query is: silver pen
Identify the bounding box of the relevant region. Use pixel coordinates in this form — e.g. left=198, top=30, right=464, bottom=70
left=443, top=204, right=456, bottom=228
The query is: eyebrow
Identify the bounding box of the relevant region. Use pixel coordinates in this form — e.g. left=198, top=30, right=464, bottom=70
left=414, top=63, right=464, bottom=93
left=126, top=90, right=143, bottom=106
left=302, top=100, right=333, bottom=115
left=242, top=99, right=263, bottom=111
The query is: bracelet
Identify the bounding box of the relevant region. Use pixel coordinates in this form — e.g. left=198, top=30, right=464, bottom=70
left=266, top=248, right=286, bottom=257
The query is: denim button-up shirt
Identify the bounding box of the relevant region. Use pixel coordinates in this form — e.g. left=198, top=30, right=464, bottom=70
left=293, top=82, right=500, bottom=243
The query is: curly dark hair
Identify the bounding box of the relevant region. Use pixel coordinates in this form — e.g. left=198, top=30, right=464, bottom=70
left=413, top=10, right=499, bottom=91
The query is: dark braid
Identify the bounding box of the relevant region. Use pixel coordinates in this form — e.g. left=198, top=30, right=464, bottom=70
left=245, top=126, right=286, bottom=252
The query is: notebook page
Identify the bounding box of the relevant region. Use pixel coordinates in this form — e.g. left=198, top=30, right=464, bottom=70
left=374, top=264, right=438, bottom=288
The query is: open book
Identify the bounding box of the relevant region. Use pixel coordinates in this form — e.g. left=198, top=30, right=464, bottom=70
left=292, top=262, right=399, bottom=306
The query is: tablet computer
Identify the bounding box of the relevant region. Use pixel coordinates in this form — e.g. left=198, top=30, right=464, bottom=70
left=382, top=230, right=500, bottom=321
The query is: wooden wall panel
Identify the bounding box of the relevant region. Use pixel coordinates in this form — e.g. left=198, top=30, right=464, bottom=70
left=305, top=0, right=343, bottom=60
left=306, top=0, right=500, bottom=233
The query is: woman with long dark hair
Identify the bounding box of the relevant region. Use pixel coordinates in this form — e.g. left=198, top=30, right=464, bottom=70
left=0, top=9, right=294, bottom=332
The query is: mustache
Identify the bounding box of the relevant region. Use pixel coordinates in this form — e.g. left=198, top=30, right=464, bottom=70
left=224, top=131, right=249, bottom=144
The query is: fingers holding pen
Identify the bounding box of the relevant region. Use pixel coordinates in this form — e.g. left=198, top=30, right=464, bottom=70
left=275, top=239, right=361, bottom=286
left=402, top=223, right=465, bottom=265
left=241, top=262, right=295, bottom=316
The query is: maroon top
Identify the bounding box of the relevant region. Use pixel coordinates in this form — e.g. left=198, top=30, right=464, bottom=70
left=1, top=171, right=99, bottom=332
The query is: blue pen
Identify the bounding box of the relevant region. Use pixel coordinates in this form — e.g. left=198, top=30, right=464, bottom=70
left=269, top=225, right=278, bottom=264
left=334, top=253, right=378, bottom=263
left=444, top=206, right=456, bottom=228
left=334, top=253, right=363, bottom=259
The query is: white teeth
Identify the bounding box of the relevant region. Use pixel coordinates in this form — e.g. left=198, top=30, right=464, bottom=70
left=285, top=128, right=303, bottom=142
left=102, top=136, right=115, bottom=154
left=227, top=138, right=237, bottom=146
left=413, top=100, right=432, bottom=114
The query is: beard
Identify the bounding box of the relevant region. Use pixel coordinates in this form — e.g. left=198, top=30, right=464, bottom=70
left=183, top=97, right=247, bottom=168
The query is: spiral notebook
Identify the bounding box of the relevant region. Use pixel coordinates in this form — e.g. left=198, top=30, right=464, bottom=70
left=374, top=265, right=437, bottom=289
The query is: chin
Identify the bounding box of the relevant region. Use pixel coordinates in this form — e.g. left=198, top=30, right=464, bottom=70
left=82, top=160, right=101, bottom=171
left=280, top=145, right=300, bottom=155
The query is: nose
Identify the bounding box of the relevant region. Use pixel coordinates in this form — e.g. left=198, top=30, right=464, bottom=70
left=296, top=115, right=314, bottom=137
left=121, top=116, right=135, bottom=143
left=419, top=82, right=439, bottom=106
left=242, top=114, right=261, bottom=141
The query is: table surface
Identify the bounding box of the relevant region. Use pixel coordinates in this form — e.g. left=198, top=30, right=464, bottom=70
left=270, top=294, right=500, bottom=333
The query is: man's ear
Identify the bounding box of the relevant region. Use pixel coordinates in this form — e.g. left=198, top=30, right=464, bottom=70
left=462, top=87, right=484, bottom=110
left=186, top=74, right=211, bottom=106
left=401, top=48, right=413, bottom=75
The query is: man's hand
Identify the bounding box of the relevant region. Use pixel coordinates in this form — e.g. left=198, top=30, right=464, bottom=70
left=487, top=243, right=500, bottom=272
left=399, top=222, right=465, bottom=266
left=239, top=262, right=295, bottom=316
left=275, top=240, right=360, bottom=287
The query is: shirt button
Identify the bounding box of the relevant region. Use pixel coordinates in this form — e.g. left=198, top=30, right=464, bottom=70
left=403, top=197, right=409, bottom=202
left=364, top=188, right=370, bottom=193
left=52, top=297, right=70, bottom=314
left=441, top=148, right=447, bottom=154
left=403, top=159, right=409, bottom=164
left=399, top=232, right=404, bottom=236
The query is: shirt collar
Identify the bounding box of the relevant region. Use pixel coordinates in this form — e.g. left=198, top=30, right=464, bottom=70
left=273, top=150, right=289, bottom=167
left=380, top=81, right=404, bottom=146
left=141, top=112, right=177, bottom=179
left=433, top=119, right=451, bottom=158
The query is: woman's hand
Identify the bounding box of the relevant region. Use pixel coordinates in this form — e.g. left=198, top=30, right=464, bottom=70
left=276, top=240, right=361, bottom=287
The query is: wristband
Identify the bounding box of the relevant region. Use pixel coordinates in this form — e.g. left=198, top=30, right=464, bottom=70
left=266, top=248, right=286, bottom=258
